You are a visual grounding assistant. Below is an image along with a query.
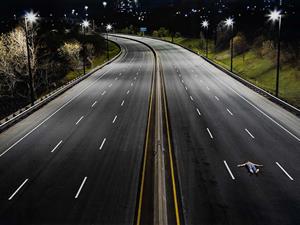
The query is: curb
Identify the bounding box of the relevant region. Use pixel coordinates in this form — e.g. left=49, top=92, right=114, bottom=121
left=0, top=42, right=122, bottom=133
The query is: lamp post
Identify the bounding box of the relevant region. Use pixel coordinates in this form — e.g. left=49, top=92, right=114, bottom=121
left=224, top=17, right=234, bottom=72
left=267, top=9, right=282, bottom=97
left=106, top=24, right=112, bottom=61
left=24, top=11, right=38, bottom=106
left=102, top=1, right=107, bottom=8
left=201, top=20, right=209, bottom=58
left=82, top=20, right=90, bottom=75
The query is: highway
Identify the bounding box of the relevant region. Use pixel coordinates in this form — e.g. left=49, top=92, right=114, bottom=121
left=116, top=35, right=300, bottom=225
left=0, top=33, right=299, bottom=225
left=0, top=37, right=154, bottom=224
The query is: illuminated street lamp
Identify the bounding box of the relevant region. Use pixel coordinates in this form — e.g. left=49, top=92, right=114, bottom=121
left=106, top=24, right=112, bottom=60
left=24, top=11, right=38, bottom=106
left=224, top=17, right=234, bottom=72
left=267, top=9, right=282, bottom=97
left=82, top=20, right=90, bottom=75
left=103, top=1, right=107, bottom=8
left=201, top=20, right=209, bottom=58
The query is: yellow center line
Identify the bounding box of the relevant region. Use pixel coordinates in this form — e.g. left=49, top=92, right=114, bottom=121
left=136, top=63, right=155, bottom=225
left=161, top=64, right=181, bottom=225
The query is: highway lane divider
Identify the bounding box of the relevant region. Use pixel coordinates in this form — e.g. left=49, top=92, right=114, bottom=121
left=110, top=34, right=183, bottom=225
left=146, top=35, right=300, bottom=116
left=0, top=40, right=123, bottom=133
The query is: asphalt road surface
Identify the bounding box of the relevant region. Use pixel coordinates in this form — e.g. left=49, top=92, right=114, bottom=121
left=0, top=37, right=154, bottom=224
left=116, top=35, right=300, bottom=225
left=1, top=33, right=300, bottom=225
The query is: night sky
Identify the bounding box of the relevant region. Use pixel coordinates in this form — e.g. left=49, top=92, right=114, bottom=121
left=1, top=0, right=179, bottom=16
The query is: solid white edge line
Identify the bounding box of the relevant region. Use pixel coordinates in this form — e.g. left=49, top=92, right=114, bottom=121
left=0, top=68, right=112, bottom=158
left=76, top=116, right=84, bottom=125
left=75, top=177, right=87, bottom=199
left=99, top=138, right=106, bottom=150
left=276, top=162, right=294, bottom=181
left=112, top=115, right=118, bottom=124
left=207, top=128, right=213, bottom=139
left=121, top=100, right=125, bottom=106
left=223, top=161, right=235, bottom=180
left=190, top=96, right=194, bottom=101
left=196, top=108, right=201, bottom=116
left=216, top=78, right=300, bottom=142
left=8, top=179, right=29, bottom=200
left=245, top=128, right=255, bottom=139
left=51, top=140, right=63, bottom=153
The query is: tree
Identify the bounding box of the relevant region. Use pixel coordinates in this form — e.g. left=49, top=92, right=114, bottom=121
left=0, top=27, right=35, bottom=97
left=233, top=32, right=249, bottom=62
left=58, top=41, right=82, bottom=71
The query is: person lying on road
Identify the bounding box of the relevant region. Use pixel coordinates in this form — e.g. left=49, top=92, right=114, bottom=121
left=237, top=161, right=263, bottom=174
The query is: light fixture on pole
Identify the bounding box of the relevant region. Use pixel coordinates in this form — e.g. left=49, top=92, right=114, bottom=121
left=24, top=11, right=38, bottom=106
left=267, top=9, right=282, bottom=97
left=102, top=1, right=107, bottom=8
left=201, top=20, right=209, bottom=58
left=82, top=20, right=90, bottom=75
left=224, top=17, right=234, bottom=72
left=106, top=24, right=112, bottom=60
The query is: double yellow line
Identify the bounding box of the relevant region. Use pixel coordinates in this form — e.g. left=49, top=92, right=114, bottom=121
left=136, top=52, right=181, bottom=225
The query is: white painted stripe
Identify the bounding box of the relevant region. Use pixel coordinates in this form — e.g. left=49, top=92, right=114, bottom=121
left=108, top=83, right=113, bottom=87
left=196, top=108, right=201, bottom=116
left=127, top=90, right=130, bottom=94
left=0, top=68, right=112, bottom=158
left=119, top=73, right=122, bottom=76
left=112, top=115, right=118, bottom=124
left=76, top=116, right=84, bottom=125
left=190, top=96, right=194, bottom=101
left=92, top=101, right=97, bottom=108
left=121, top=100, right=125, bottom=106
left=75, top=177, right=87, bottom=199
left=134, top=77, right=137, bottom=80
left=185, top=86, right=188, bottom=90
left=245, top=129, right=255, bottom=139
left=115, top=77, right=118, bottom=80
left=224, top=161, right=235, bottom=180
left=276, top=162, right=294, bottom=181
left=8, top=179, right=29, bottom=200
left=181, top=80, right=184, bottom=83
left=227, top=108, right=233, bottom=116
left=102, top=91, right=106, bottom=96
left=218, top=81, right=300, bottom=142
left=207, top=128, right=213, bottom=139
left=99, top=138, right=106, bottom=150
left=51, top=140, right=63, bottom=153
left=131, top=83, right=134, bottom=86
left=215, top=96, right=220, bottom=101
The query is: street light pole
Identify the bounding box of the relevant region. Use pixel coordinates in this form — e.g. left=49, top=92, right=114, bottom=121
left=24, top=19, right=35, bottom=106
left=106, top=24, right=112, bottom=61
left=83, top=26, right=86, bottom=75
left=24, top=12, right=37, bottom=106
left=224, top=17, right=234, bottom=72
left=82, top=20, right=90, bottom=75
left=201, top=20, right=209, bottom=58
left=106, top=31, right=109, bottom=60
left=267, top=9, right=282, bottom=97
left=275, top=16, right=281, bottom=97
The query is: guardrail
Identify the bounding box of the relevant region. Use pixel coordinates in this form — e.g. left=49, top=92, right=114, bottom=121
left=0, top=42, right=122, bottom=133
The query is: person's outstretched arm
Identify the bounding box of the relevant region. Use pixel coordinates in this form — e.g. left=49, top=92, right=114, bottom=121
left=237, top=163, right=246, bottom=167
